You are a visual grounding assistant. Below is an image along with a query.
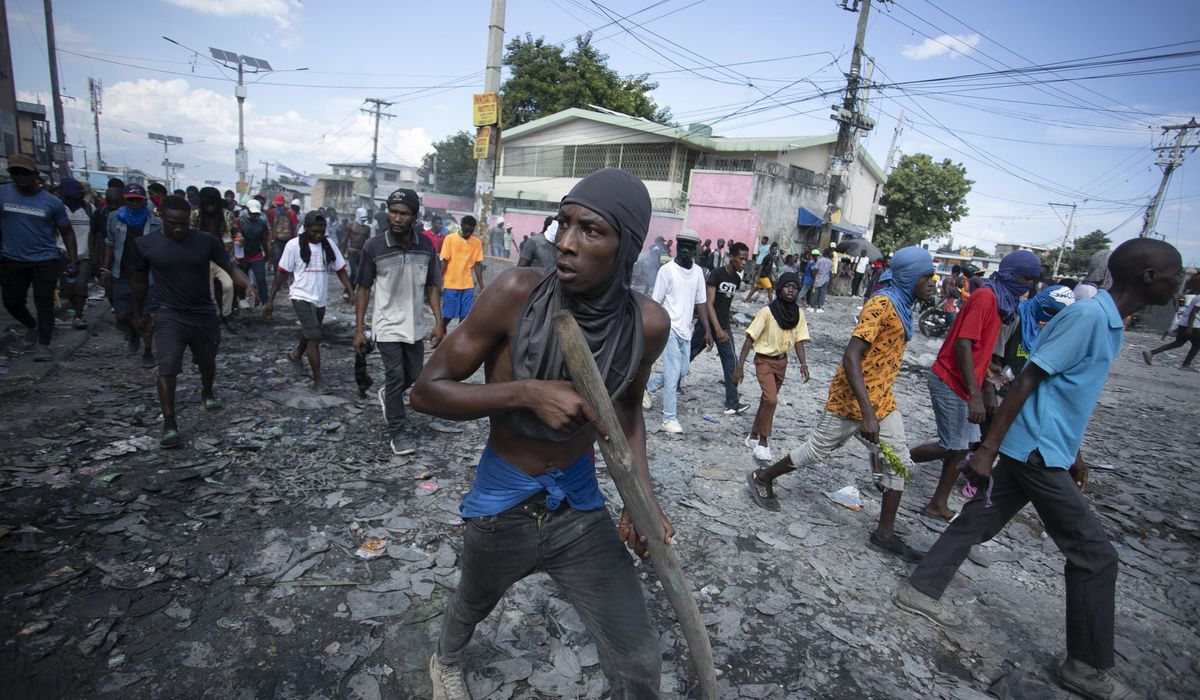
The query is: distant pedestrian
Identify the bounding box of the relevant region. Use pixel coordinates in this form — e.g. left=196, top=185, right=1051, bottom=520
left=56, top=178, right=94, bottom=330
left=711, top=238, right=727, bottom=270
left=516, top=216, right=559, bottom=269
left=810, top=249, right=834, bottom=312
left=894, top=239, right=1181, bottom=700
left=745, top=242, right=778, bottom=303
left=644, top=228, right=711, bottom=434
left=103, top=183, right=159, bottom=365
left=487, top=216, right=506, bottom=257
left=700, top=241, right=750, bottom=414
left=345, top=208, right=371, bottom=284
left=748, top=247, right=936, bottom=564
left=1143, top=272, right=1200, bottom=369
left=192, top=187, right=237, bottom=329
left=129, top=196, right=255, bottom=448
left=733, top=272, right=810, bottom=462
left=234, top=199, right=270, bottom=306
left=852, top=253, right=869, bottom=296
left=267, top=193, right=298, bottom=270
left=265, top=210, right=352, bottom=391
left=699, top=238, right=713, bottom=270
left=353, top=188, right=444, bottom=452
left=0, top=154, right=77, bottom=361
left=440, top=215, right=484, bottom=332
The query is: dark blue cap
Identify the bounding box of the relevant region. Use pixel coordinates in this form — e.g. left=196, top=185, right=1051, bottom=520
left=123, top=183, right=147, bottom=199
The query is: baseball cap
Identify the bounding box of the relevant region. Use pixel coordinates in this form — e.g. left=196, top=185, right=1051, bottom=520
left=290, top=198, right=301, bottom=207
left=272, top=193, right=286, bottom=205
left=247, top=199, right=262, bottom=214
left=303, top=210, right=326, bottom=227
left=123, top=183, right=148, bottom=199
left=6, top=153, right=36, bottom=172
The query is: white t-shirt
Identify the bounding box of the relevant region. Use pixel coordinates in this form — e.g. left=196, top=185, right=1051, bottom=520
left=651, top=260, right=706, bottom=339
left=278, top=237, right=347, bottom=307
left=57, top=205, right=91, bottom=260
left=1174, top=294, right=1200, bottom=329
left=855, top=256, right=869, bottom=274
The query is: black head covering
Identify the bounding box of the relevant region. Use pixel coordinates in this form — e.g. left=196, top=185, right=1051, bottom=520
left=386, top=188, right=420, bottom=215
left=509, top=168, right=650, bottom=442
left=767, top=271, right=801, bottom=330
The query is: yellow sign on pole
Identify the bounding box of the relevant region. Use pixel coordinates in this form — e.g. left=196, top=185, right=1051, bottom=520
left=473, top=92, right=500, bottom=127
left=474, top=127, right=493, bottom=159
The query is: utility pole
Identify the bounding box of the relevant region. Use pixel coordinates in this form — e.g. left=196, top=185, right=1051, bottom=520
left=88, top=77, right=102, bottom=170
left=43, top=0, right=69, bottom=177
left=206, top=47, right=284, bottom=193
left=1140, top=117, right=1199, bottom=238
left=819, top=0, right=877, bottom=250
left=474, top=0, right=506, bottom=235
left=259, top=160, right=272, bottom=190
left=867, top=108, right=903, bottom=238
left=1049, top=201, right=1078, bottom=278
left=362, top=98, right=396, bottom=209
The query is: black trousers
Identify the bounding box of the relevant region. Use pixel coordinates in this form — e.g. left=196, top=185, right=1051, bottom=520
left=1, top=258, right=59, bottom=345
left=908, top=452, right=1118, bottom=669
left=378, top=340, right=424, bottom=437
left=851, top=272, right=865, bottom=296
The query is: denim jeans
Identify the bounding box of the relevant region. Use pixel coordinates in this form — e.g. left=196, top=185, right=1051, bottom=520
left=811, top=282, right=828, bottom=309
left=909, top=452, right=1118, bottom=669
left=238, top=259, right=268, bottom=305
left=438, top=501, right=661, bottom=698
left=646, top=329, right=690, bottom=421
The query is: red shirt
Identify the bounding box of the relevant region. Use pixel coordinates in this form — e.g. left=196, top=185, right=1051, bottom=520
left=932, top=286, right=1001, bottom=400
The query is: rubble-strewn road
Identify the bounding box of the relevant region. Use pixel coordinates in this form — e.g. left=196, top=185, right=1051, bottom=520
left=2, top=291, right=1198, bottom=699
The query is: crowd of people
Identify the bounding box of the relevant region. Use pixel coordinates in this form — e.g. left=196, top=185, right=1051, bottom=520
left=2, top=153, right=1191, bottom=700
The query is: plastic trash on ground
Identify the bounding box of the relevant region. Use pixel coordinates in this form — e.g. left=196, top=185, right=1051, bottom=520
left=825, top=485, right=863, bottom=511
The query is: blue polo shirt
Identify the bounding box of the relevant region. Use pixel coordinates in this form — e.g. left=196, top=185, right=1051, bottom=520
left=0, top=184, right=69, bottom=263
left=999, top=290, right=1123, bottom=469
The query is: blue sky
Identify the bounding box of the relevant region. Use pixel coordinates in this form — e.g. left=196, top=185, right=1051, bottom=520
left=8, top=0, right=1200, bottom=263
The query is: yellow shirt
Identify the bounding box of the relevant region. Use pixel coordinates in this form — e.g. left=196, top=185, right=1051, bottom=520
left=440, top=233, right=483, bottom=290
left=746, top=306, right=809, bottom=357
left=825, top=295, right=907, bottom=420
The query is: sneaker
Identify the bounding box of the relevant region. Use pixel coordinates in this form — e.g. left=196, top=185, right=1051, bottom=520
left=1059, top=658, right=1141, bottom=700
left=378, top=387, right=388, bottom=421
left=661, top=419, right=683, bottom=433
left=642, top=390, right=652, bottom=410
left=753, top=444, right=774, bottom=462
left=746, top=470, right=780, bottom=511
left=743, top=433, right=756, bottom=449
left=893, top=584, right=963, bottom=630
left=160, top=427, right=183, bottom=449
left=33, top=344, right=52, bottom=362
left=816, top=308, right=825, bottom=314
left=868, top=532, right=926, bottom=563
left=724, top=402, right=751, bottom=415
left=1142, top=350, right=1153, bottom=366
left=142, top=351, right=155, bottom=369
left=71, top=316, right=88, bottom=330
left=429, top=653, right=471, bottom=700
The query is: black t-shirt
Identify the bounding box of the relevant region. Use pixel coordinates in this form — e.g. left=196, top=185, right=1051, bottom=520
left=759, top=253, right=775, bottom=279
left=118, top=222, right=146, bottom=280
left=130, top=228, right=229, bottom=316
left=707, top=266, right=742, bottom=329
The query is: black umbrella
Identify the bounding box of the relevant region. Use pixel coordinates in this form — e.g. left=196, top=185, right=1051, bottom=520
left=836, top=238, right=883, bottom=261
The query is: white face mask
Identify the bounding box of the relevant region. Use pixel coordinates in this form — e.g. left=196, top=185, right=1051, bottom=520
left=545, top=220, right=559, bottom=244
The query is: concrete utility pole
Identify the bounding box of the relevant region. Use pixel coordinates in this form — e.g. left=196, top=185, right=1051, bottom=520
left=88, top=77, right=102, bottom=170
left=1140, top=117, right=1199, bottom=238
left=43, top=0, right=69, bottom=176
left=867, top=108, right=903, bottom=238
left=1049, top=201, right=1078, bottom=278
left=819, top=0, right=876, bottom=251
left=362, top=98, right=395, bottom=207
left=473, top=0, right=506, bottom=230
left=206, top=47, right=287, bottom=192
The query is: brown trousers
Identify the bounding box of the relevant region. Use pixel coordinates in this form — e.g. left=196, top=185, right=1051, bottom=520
left=751, top=353, right=788, bottom=437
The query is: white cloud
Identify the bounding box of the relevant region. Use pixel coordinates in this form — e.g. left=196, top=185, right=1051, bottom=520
left=900, top=34, right=981, bottom=61
left=162, top=0, right=300, bottom=22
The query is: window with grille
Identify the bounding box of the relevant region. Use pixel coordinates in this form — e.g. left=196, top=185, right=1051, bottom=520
left=502, top=143, right=682, bottom=182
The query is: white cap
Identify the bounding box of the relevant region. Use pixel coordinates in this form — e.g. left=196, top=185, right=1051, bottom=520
left=496, top=216, right=504, bottom=224
left=355, top=207, right=368, bottom=222
left=290, top=198, right=301, bottom=207
left=247, top=199, right=262, bottom=213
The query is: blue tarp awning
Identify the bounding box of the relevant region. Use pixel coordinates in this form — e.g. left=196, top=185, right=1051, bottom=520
left=797, top=207, right=823, bottom=227
left=832, top=223, right=864, bottom=237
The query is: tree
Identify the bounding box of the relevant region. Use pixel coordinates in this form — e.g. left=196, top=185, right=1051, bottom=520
left=500, top=34, right=670, bottom=128
left=1057, top=229, right=1112, bottom=274
left=873, top=153, right=973, bottom=252
left=419, top=131, right=476, bottom=198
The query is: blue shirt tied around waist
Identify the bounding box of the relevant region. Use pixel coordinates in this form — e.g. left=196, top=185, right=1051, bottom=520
left=460, top=444, right=605, bottom=518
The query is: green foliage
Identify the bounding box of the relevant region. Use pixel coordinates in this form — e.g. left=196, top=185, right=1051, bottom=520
left=874, top=154, right=973, bottom=252
left=419, top=131, right=476, bottom=199
left=1056, top=229, right=1112, bottom=274
left=501, top=33, right=670, bottom=128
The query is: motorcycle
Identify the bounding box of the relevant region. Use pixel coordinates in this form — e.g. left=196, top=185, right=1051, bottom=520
left=915, top=296, right=951, bottom=338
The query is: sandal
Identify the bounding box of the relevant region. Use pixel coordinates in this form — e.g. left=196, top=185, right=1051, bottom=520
left=203, top=396, right=224, bottom=412
left=286, top=349, right=302, bottom=364
left=160, top=428, right=183, bottom=449
left=746, top=470, right=780, bottom=512
left=868, top=532, right=926, bottom=563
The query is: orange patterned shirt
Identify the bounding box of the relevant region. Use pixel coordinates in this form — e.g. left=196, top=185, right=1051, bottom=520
left=825, top=295, right=908, bottom=421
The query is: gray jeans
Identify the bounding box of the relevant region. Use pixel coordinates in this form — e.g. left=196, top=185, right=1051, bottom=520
left=438, top=500, right=661, bottom=698
left=908, top=452, right=1118, bottom=669
left=377, top=340, right=423, bottom=436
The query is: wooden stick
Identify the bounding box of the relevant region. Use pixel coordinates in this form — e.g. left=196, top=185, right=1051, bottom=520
left=552, top=311, right=718, bottom=699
